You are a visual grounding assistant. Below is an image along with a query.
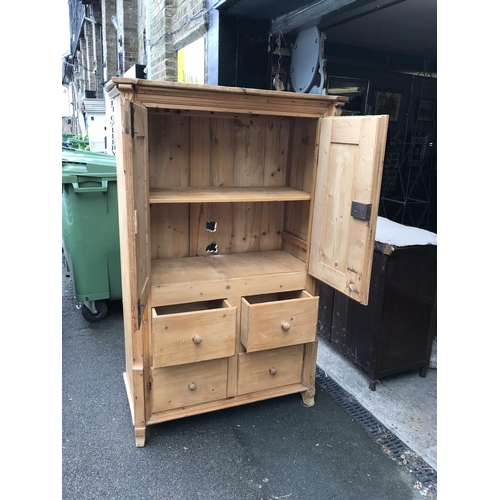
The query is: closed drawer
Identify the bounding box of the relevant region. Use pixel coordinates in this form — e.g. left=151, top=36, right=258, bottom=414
left=152, top=299, right=236, bottom=368
left=240, top=290, right=318, bottom=352
left=237, top=345, right=304, bottom=395
left=151, top=358, right=228, bottom=413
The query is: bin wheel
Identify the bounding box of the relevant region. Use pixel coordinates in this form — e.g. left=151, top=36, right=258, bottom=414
left=81, top=300, right=108, bottom=323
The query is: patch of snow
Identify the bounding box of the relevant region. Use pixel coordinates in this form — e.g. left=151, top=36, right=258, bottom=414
left=375, top=217, right=437, bottom=247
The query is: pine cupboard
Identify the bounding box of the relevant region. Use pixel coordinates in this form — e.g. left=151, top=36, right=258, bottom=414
left=105, top=78, right=389, bottom=447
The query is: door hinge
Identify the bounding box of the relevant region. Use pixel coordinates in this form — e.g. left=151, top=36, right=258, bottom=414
left=351, top=201, right=372, bottom=221
left=137, top=300, right=145, bottom=325
left=134, top=210, right=138, bottom=234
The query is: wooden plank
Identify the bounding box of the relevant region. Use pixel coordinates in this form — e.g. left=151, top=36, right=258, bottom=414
left=233, top=116, right=266, bottom=187
left=190, top=117, right=235, bottom=187
left=149, top=186, right=311, bottom=203
left=259, top=201, right=284, bottom=252
left=263, top=118, right=289, bottom=187
left=232, top=202, right=262, bottom=254
left=150, top=251, right=307, bottom=284
left=152, top=273, right=307, bottom=307
left=282, top=231, right=308, bottom=250
left=150, top=204, right=190, bottom=259
left=148, top=113, right=190, bottom=189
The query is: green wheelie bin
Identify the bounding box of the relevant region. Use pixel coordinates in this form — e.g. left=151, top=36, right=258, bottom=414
left=62, top=148, right=121, bottom=322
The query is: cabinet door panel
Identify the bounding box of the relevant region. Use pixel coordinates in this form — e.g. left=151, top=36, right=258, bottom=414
left=122, top=100, right=150, bottom=329
left=309, top=115, right=388, bottom=305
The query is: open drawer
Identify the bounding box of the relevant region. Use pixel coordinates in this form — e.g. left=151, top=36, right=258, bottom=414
left=151, top=299, right=236, bottom=368
left=240, top=290, right=319, bottom=352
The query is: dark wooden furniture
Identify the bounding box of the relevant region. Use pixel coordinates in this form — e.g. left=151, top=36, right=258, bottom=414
left=318, top=230, right=437, bottom=391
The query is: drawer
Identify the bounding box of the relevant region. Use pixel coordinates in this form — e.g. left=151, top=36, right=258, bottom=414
left=240, top=290, right=318, bottom=352
left=151, top=358, right=228, bottom=413
left=152, top=299, right=236, bottom=368
left=237, top=345, right=304, bottom=395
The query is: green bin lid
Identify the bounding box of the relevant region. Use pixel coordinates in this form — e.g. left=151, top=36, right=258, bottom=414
left=62, top=148, right=117, bottom=185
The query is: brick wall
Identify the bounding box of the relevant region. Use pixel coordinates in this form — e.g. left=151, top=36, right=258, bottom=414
left=101, top=0, right=118, bottom=80
left=70, top=0, right=206, bottom=91
left=122, top=0, right=139, bottom=74
left=150, top=0, right=176, bottom=81
left=172, top=0, right=207, bottom=51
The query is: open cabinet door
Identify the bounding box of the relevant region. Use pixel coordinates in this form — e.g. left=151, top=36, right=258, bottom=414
left=308, top=115, right=388, bottom=305
left=122, top=100, right=150, bottom=330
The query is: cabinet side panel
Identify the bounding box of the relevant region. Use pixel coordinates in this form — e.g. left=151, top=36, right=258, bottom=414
left=114, top=94, right=135, bottom=401
left=284, top=200, right=311, bottom=243
left=284, top=118, right=317, bottom=246
left=287, top=118, right=317, bottom=192
left=148, top=113, right=190, bottom=189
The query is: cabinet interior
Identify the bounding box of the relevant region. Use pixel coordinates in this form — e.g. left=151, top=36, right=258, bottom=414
left=147, top=110, right=318, bottom=266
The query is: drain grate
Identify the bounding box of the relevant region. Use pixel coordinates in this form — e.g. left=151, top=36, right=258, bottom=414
left=315, top=368, right=437, bottom=491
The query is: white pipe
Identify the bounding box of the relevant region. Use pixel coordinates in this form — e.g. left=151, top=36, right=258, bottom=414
left=146, top=0, right=152, bottom=79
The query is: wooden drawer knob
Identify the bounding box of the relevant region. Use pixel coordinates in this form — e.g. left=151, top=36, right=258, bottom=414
left=192, top=335, right=203, bottom=345
left=188, top=382, right=197, bottom=391
left=269, top=367, right=277, bottom=376
left=281, top=322, right=291, bottom=331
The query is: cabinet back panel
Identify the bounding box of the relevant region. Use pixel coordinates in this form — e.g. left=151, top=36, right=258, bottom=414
left=190, top=202, right=284, bottom=257
left=147, top=113, right=317, bottom=259
left=151, top=202, right=286, bottom=259
left=190, top=117, right=235, bottom=187
left=150, top=204, right=190, bottom=259
left=148, top=114, right=190, bottom=188
left=148, top=114, right=312, bottom=189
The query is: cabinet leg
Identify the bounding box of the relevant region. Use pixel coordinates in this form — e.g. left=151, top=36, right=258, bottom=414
left=134, top=426, right=146, bottom=448
left=369, top=380, right=377, bottom=391
left=419, top=366, right=428, bottom=378
left=301, top=389, right=315, bottom=407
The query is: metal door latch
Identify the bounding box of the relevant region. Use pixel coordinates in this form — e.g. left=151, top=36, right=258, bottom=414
left=351, top=201, right=372, bottom=221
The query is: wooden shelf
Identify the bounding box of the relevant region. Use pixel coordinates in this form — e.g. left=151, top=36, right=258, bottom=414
left=150, top=251, right=308, bottom=307
left=149, top=187, right=311, bottom=204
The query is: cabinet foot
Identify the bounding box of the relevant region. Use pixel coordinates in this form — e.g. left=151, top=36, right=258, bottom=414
left=135, top=427, right=146, bottom=448
left=419, top=367, right=428, bottom=378
left=301, top=390, right=315, bottom=407
left=369, top=380, right=377, bottom=391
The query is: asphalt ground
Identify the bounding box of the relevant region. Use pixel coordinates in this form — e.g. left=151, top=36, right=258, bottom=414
left=62, top=264, right=425, bottom=500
